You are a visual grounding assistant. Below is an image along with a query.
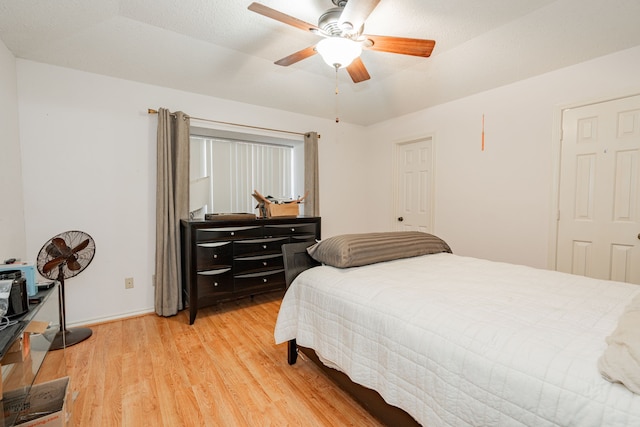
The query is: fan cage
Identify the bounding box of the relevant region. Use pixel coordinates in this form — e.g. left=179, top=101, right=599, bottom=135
left=37, top=230, right=96, bottom=281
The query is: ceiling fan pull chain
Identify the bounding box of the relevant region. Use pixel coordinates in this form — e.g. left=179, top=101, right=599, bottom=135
left=335, top=66, right=340, bottom=123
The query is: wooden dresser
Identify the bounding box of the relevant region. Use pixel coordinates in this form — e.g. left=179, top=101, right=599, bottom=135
left=180, top=216, right=321, bottom=324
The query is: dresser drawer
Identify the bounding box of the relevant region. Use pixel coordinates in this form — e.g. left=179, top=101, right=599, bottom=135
left=234, top=253, right=284, bottom=274
left=233, top=237, right=289, bottom=257
left=196, top=226, right=262, bottom=242
left=197, top=268, right=233, bottom=297
left=234, top=269, right=285, bottom=290
left=263, top=222, right=317, bottom=238
left=196, top=241, right=232, bottom=270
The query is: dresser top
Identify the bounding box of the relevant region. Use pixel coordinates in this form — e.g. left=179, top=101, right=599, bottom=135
left=182, top=216, right=320, bottom=226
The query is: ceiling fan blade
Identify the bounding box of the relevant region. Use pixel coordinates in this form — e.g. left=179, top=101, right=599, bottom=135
left=364, top=35, right=436, bottom=57
left=346, top=57, right=370, bottom=83
left=275, top=45, right=318, bottom=66
left=248, top=2, right=318, bottom=33
left=339, top=0, right=380, bottom=34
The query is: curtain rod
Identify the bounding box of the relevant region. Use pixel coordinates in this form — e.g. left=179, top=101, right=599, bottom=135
left=147, top=108, right=318, bottom=138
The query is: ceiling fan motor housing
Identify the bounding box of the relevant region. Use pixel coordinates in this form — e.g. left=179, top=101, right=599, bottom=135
left=319, top=7, right=364, bottom=37
left=318, top=8, right=344, bottom=36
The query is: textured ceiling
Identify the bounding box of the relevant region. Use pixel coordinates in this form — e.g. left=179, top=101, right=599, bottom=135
left=1, top=0, right=640, bottom=125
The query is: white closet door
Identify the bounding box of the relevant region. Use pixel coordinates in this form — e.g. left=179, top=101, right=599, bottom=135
left=395, top=138, right=434, bottom=233
left=557, top=95, right=640, bottom=284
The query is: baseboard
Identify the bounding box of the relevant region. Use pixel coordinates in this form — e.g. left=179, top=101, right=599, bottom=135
left=67, top=307, right=156, bottom=328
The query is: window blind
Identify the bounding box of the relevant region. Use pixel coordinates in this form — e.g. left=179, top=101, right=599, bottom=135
left=190, top=136, right=294, bottom=215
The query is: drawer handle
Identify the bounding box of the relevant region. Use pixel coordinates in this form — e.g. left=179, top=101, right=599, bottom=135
left=262, top=245, right=267, bottom=249
left=263, top=278, right=267, bottom=283
left=291, top=228, right=295, bottom=232
left=214, top=282, right=219, bottom=287
left=263, top=261, right=268, bottom=266
left=230, top=231, right=235, bottom=236
left=213, top=254, right=218, bottom=259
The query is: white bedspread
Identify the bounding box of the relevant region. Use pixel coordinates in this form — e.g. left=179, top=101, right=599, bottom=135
left=274, top=253, right=640, bottom=426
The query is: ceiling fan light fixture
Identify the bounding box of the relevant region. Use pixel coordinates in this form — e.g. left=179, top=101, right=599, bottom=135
left=316, top=37, right=362, bottom=68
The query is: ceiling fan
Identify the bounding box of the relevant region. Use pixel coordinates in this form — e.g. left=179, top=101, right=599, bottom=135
left=248, top=0, right=436, bottom=83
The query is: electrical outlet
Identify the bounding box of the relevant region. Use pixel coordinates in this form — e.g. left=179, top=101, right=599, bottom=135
left=125, top=277, right=134, bottom=289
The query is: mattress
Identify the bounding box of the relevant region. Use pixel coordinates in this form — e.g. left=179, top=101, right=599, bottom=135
left=274, top=253, right=640, bottom=426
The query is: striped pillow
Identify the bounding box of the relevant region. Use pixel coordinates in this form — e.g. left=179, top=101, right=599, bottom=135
left=307, top=231, right=452, bottom=268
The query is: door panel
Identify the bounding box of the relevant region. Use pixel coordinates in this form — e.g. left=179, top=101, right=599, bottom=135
left=557, top=95, right=640, bottom=284
left=574, top=154, right=595, bottom=219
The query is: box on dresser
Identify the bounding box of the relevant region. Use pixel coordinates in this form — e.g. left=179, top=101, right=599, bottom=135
left=180, top=216, right=321, bottom=324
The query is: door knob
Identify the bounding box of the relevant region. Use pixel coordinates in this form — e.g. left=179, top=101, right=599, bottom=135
left=397, top=217, right=404, bottom=222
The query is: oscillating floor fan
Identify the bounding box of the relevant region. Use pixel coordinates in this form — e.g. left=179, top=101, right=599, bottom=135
left=36, top=230, right=95, bottom=350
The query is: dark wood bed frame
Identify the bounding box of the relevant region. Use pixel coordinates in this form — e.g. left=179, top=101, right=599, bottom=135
left=282, top=242, right=421, bottom=427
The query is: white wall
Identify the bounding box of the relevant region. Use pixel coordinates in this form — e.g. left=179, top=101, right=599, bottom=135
left=16, top=60, right=370, bottom=325
left=0, top=40, right=26, bottom=261
left=364, top=46, right=640, bottom=269
left=14, top=46, right=640, bottom=325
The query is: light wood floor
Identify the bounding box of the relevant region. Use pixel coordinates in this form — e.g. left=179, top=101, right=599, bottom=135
left=41, top=293, right=384, bottom=427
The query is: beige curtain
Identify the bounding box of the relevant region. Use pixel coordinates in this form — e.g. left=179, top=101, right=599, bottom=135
left=304, top=132, right=320, bottom=217
left=155, top=108, right=190, bottom=316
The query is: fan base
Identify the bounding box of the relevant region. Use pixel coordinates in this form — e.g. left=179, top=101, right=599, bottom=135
left=50, top=327, right=93, bottom=350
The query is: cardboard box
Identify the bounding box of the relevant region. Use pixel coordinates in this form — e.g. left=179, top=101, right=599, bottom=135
left=266, top=202, right=300, bottom=217
left=0, top=334, right=29, bottom=365
left=24, top=322, right=49, bottom=335
left=251, top=190, right=303, bottom=218
left=2, top=377, right=69, bottom=427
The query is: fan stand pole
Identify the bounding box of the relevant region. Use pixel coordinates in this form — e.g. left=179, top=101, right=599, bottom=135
left=50, top=264, right=92, bottom=350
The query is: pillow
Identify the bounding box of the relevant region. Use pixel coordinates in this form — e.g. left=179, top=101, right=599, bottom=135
left=598, top=293, right=640, bottom=395
left=306, top=231, right=452, bottom=268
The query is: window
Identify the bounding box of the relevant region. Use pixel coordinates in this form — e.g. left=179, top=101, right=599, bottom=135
left=189, top=128, right=303, bottom=218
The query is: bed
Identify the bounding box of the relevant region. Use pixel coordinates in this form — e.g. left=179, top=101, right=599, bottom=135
left=275, top=232, right=640, bottom=427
